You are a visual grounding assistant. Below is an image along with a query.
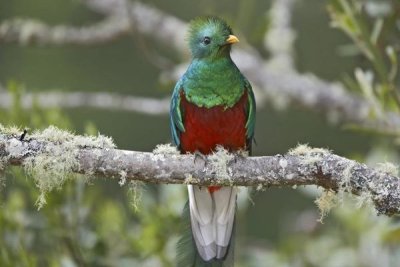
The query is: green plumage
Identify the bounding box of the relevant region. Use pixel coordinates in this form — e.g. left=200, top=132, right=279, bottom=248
left=170, top=16, right=256, bottom=148
left=172, top=16, right=256, bottom=267
left=183, top=57, right=245, bottom=108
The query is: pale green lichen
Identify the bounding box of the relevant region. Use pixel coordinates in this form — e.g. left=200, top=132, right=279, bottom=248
left=289, top=144, right=331, bottom=165
left=208, top=146, right=234, bottom=184
left=340, top=161, right=355, bottom=188
left=288, top=144, right=330, bottom=156
left=256, top=184, right=265, bottom=191
left=315, top=160, right=360, bottom=221
left=288, top=144, right=342, bottom=221
left=0, top=124, right=21, bottom=172
left=335, top=161, right=357, bottom=207
left=315, top=190, right=338, bottom=223
left=0, top=124, right=23, bottom=136
left=376, top=162, right=398, bottom=176
left=153, top=143, right=180, bottom=155
left=118, top=170, right=127, bottom=186
left=36, top=192, right=47, bottom=210
left=152, top=144, right=180, bottom=162
left=32, top=126, right=115, bottom=148
left=184, top=174, right=200, bottom=184
left=128, top=180, right=143, bottom=212
left=355, top=191, right=374, bottom=209
left=4, top=125, right=116, bottom=209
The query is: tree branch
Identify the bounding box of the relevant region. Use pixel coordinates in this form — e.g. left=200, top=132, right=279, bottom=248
left=2, top=0, right=398, bottom=133
left=1, top=126, right=399, bottom=216
left=0, top=16, right=130, bottom=45
left=0, top=90, right=170, bottom=115
left=264, top=0, right=296, bottom=71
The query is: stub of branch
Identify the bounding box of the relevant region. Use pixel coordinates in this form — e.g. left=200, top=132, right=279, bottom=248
left=1, top=126, right=399, bottom=216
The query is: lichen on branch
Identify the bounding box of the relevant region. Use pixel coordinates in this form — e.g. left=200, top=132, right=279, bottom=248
left=0, top=124, right=115, bottom=208
left=1, top=125, right=400, bottom=216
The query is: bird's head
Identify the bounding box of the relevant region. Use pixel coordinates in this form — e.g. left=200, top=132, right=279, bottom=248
left=187, top=16, right=239, bottom=60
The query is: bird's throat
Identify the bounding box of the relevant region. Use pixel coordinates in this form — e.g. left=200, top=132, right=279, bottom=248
left=183, top=57, right=244, bottom=108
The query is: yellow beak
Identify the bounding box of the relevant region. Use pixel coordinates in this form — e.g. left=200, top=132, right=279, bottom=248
left=226, top=35, right=239, bottom=44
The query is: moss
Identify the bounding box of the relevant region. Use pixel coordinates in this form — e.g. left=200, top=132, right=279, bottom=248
left=355, top=191, right=373, bottom=208
left=183, top=146, right=236, bottom=186
left=1, top=125, right=115, bottom=209
left=0, top=124, right=23, bottom=136
left=208, top=146, right=234, bottom=184
left=153, top=143, right=180, bottom=155
left=289, top=144, right=331, bottom=166
left=315, top=190, right=338, bottom=223
left=256, top=184, right=265, bottom=191
left=288, top=144, right=330, bottom=156
left=118, top=170, right=127, bottom=186
left=152, top=144, right=180, bottom=163
left=128, top=180, right=143, bottom=212
left=36, top=192, right=47, bottom=209
left=0, top=124, right=22, bottom=172
left=376, top=162, right=398, bottom=176
left=184, top=174, right=199, bottom=184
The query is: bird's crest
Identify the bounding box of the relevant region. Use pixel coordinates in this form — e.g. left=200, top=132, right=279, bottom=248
left=186, top=16, right=235, bottom=59
left=187, top=16, right=233, bottom=41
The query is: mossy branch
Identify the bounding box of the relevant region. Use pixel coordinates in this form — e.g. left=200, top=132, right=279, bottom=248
left=1, top=126, right=400, bottom=216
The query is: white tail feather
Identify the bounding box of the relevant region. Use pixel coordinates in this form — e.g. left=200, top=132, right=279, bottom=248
left=188, top=185, right=213, bottom=225
left=188, top=185, right=237, bottom=261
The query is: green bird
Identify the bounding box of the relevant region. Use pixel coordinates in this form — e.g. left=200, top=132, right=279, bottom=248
left=170, top=16, right=256, bottom=267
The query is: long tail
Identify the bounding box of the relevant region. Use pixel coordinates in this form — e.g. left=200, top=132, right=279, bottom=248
left=176, top=185, right=237, bottom=267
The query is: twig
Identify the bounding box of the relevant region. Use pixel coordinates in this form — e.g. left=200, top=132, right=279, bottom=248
left=264, top=0, right=297, bottom=71
left=1, top=0, right=400, bottom=133
left=0, top=90, right=170, bottom=115
left=0, top=16, right=130, bottom=45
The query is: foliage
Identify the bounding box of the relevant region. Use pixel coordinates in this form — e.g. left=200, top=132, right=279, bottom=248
left=0, top=84, right=183, bottom=266
left=0, top=0, right=400, bottom=266
left=329, top=0, right=400, bottom=125
left=239, top=1, right=400, bottom=266
left=244, top=196, right=400, bottom=267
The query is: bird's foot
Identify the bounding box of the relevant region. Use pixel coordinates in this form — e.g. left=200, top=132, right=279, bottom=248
left=193, top=150, right=207, bottom=168
left=19, top=129, right=27, bottom=141
left=19, top=129, right=32, bottom=142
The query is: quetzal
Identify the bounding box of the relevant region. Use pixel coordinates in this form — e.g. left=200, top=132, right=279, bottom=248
left=170, top=16, right=256, bottom=267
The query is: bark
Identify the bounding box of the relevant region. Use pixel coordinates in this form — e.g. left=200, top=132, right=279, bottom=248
left=1, top=129, right=399, bottom=216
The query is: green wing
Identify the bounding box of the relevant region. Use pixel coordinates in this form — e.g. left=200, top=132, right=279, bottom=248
left=170, top=79, right=185, bottom=148
left=244, top=78, right=256, bottom=152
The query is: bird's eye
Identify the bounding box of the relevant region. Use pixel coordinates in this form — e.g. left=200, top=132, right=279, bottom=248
left=203, top=37, right=211, bottom=45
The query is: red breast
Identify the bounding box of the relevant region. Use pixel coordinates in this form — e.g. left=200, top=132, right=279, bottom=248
left=180, top=91, right=248, bottom=193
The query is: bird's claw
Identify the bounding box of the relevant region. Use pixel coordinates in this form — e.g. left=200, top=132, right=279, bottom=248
left=19, top=129, right=28, bottom=141
left=193, top=150, right=207, bottom=167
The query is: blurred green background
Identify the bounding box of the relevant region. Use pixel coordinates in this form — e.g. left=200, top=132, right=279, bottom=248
left=1, top=0, right=399, bottom=266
